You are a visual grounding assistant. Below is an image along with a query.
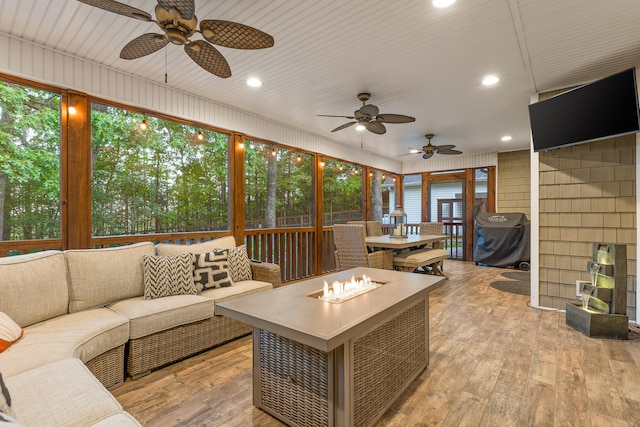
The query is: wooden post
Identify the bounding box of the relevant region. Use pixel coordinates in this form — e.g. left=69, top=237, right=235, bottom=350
left=64, top=91, right=92, bottom=249
left=314, top=155, right=324, bottom=275
left=231, top=133, right=246, bottom=246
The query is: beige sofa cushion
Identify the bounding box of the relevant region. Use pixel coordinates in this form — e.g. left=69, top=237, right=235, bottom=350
left=0, top=308, right=129, bottom=378
left=0, top=251, right=68, bottom=328
left=108, top=295, right=214, bottom=339
left=155, top=236, right=237, bottom=256
left=65, top=242, right=155, bottom=313
left=92, top=413, right=141, bottom=426
left=5, top=358, right=138, bottom=427
left=200, top=280, right=272, bottom=315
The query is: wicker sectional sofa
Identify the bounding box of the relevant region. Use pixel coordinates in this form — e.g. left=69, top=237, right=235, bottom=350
left=0, top=236, right=280, bottom=427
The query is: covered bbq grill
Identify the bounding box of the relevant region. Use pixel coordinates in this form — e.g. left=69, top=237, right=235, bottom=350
left=473, top=211, right=530, bottom=270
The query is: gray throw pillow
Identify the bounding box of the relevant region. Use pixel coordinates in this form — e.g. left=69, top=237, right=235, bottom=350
left=193, top=250, right=234, bottom=291
left=227, top=245, right=253, bottom=282
left=142, top=254, right=196, bottom=299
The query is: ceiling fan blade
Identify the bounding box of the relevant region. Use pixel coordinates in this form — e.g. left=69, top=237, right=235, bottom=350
left=435, top=144, right=456, bottom=151
left=318, top=115, right=356, bottom=119
left=438, top=150, right=463, bottom=155
left=360, top=104, right=379, bottom=117
left=157, top=0, right=195, bottom=20
left=331, top=122, right=357, bottom=132
left=366, top=121, right=386, bottom=135
left=397, top=152, right=417, bottom=157
left=78, top=0, right=152, bottom=21
left=200, top=20, right=275, bottom=49
left=185, top=41, right=232, bottom=78
left=376, top=113, right=416, bottom=124
left=423, top=152, right=434, bottom=160
left=120, top=34, right=169, bottom=60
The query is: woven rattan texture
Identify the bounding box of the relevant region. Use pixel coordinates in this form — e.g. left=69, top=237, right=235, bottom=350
left=334, top=224, right=393, bottom=270
left=259, top=330, right=329, bottom=427
left=85, top=344, right=125, bottom=390
left=250, top=261, right=281, bottom=288
left=366, top=221, right=383, bottom=237
left=353, top=300, right=427, bottom=427
left=127, top=316, right=251, bottom=377
left=420, top=222, right=445, bottom=249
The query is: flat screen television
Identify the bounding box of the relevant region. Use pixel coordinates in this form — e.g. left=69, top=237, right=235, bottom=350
left=528, top=67, right=640, bottom=152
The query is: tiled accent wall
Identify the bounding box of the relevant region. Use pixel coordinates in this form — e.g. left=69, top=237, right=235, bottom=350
left=538, top=135, right=637, bottom=320
left=497, top=150, right=531, bottom=215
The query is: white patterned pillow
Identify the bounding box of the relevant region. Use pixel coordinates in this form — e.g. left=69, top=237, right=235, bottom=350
left=142, top=254, right=196, bottom=300
left=228, top=245, right=253, bottom=282
left=193, top=250, right=234, bottom=291
left=0, top=313, right=23, bottom=353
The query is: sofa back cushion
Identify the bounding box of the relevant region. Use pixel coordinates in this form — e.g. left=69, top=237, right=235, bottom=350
left=0, top=251, right=69, bottom=327
left=155, top=236, right=237, bottom=256
left=65, top=242, right=155, bottom=313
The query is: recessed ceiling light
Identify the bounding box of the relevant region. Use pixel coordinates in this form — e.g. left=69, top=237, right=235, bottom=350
left=482, top=75, right=500, bottom=86
left=247, top=77, right=262, bottom=88
left=355, top=124, right=366, bottom=131
left=501, top=135, right=512, bottom=142
left=433, top=0, right=456, bottom=8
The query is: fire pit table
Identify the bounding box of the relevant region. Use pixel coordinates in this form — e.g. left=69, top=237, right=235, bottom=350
left=216, top=267, right=444, bottom=427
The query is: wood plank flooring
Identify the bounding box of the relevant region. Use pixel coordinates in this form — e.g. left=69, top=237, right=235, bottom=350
left=112, top=261, right=640, bottom=426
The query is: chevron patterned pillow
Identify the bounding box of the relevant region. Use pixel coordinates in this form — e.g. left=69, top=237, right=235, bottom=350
left=228, top=245, right=253, bottom=282
left=142, top=253, right=196, bottom=300
left=193, top=249, right=234, bottom=291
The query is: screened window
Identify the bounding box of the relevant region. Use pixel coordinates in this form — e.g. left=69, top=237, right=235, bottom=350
left=370, top=170, right=395, bottom=223
left=0, top=81, right=61, bottom=241
left=244, top=142, right=313, bottom=228
left=323, top=160, right=363, bottom=226
left=91, top=103, right=230, bottom=236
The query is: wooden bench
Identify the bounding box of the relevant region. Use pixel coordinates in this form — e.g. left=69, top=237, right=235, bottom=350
left=393, top=248, right=450, bottom=278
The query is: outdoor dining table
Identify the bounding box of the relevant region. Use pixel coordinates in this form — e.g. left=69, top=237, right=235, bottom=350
left=365, top=233, right=448, bottom=250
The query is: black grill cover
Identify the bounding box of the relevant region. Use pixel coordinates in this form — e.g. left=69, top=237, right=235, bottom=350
left=473, top=212, right=530, bottom=267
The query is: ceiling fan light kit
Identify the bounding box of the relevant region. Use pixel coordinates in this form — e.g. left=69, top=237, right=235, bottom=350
left=318, top=93, right=415, bottom=135
left=401, top=133, right=462, bottom=160
left=78, top=0, right=274, bottom=78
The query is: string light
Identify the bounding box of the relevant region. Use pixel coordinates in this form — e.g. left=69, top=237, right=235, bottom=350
left=196, top=131, right=204, bottom=141
left=139, top=119, right=148, bottom=131
left=296, top=153, right=302, bottom=162
left=68, top=105, right=77, bottom=115
left=320, top=161, right=325, bottom=167
left=238, top=141, right=245, bottom=149
left=271, top=147, right=277, bottom=156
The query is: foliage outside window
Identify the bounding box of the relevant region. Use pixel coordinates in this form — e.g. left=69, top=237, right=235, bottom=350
left=323, top=160, right=363, bottom=226
left=244, top=141, right=313, bottom=228
left=91, top=103, right=230, bottom=236
left=0, top=81, right=61, bottom=241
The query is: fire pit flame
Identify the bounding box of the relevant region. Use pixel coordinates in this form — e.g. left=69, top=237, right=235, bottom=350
left=318, top=274, right=382, bottom=303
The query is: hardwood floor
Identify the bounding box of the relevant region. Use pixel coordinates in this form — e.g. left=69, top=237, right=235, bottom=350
left=112, top=261, right=640, bottom=426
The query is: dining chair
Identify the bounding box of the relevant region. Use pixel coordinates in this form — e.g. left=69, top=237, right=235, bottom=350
left=332, top=224, right=393, bottom=270
left=366, top=221, right=383, bottom=237
left=419, top=222, right=445, bottom=249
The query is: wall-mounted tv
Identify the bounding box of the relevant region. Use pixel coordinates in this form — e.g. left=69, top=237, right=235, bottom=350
left=528, top=67, right=640, bottom=152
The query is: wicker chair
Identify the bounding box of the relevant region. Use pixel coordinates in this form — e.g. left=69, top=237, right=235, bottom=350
left=333, top=224, right=393, bottom=270
left=420, top=222, right=445, bottom=249
left=366, top=221, right=383, bottom=236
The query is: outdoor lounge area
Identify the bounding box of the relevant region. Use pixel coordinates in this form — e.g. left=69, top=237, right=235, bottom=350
left=1, top=1, right=640, bottom=426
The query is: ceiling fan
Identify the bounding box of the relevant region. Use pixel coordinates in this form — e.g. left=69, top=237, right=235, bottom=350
left=318, top=93, right=415, bottom=135
left=402, top=133, right=462, bottom=159
left=77, top=0, right=274, bottom=78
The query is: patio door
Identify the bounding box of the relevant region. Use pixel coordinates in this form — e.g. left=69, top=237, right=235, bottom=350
left=428, top=176, right=465, bottom=259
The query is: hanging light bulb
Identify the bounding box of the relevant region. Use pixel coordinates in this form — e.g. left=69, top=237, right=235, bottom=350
left=271, top=147, right=277, bottom=156
left=139, top=119, right=148, bottom=131
left=296, top=153, right=302, bottom=162
left=68, top=105, right=77, bottom=115
left=196, top=131, right=204, bottom=141
left=339, top=165, right=344, bottom=171
left=238, top=141, right=245, bottom=149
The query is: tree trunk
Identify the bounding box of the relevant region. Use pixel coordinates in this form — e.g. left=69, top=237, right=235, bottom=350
left=371, top=170, right=383, bottom=221
left=265, top=151, right=277, bottom=228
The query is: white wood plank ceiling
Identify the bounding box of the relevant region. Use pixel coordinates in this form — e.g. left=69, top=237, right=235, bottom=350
left=2, top=0, right=640, bottom=161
